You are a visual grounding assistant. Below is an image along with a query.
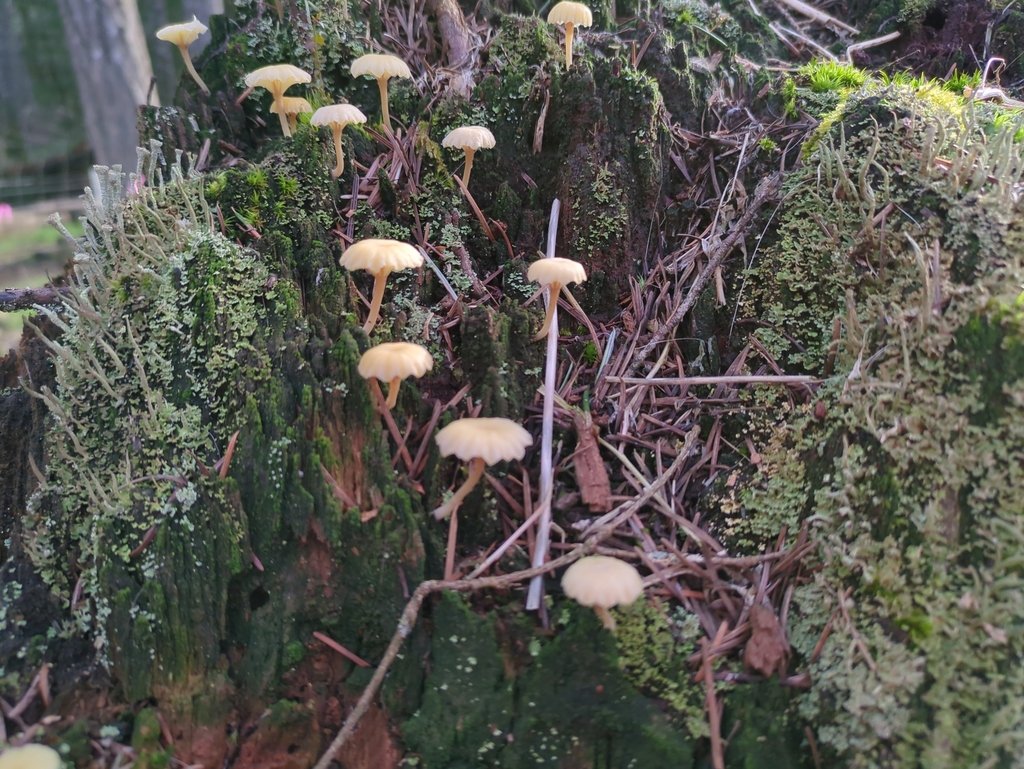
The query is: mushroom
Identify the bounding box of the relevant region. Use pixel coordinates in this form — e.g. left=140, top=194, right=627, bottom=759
left=442, top=126, right=496, bottom=188
left=527, top=256, right=587, bottom=340
left=311, top=104, right=367, bottom=178
left=546, top=2, right=593, bottom=69
left=433, top=417, right=533, bottom=580
left=339, top=239, right=424, bottom=333
left=350, top=53, right=412, bottom=133
left=358, top=342, right=433, bottom=408
left=156, top=17, right=210, bottom=95
left=270, top=96, right=313, bottom=134
left=561, top=555, right=644, bottom=631
left=0, top=744, right=62, bottom=769
left=244, top=64, right=312, bottom=137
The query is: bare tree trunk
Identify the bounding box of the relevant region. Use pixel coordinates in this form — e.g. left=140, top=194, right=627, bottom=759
left=55, top=0, right=158, bottom=173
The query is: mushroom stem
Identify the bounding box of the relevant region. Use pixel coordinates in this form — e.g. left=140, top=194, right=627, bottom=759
left=385, top=376, right=401, bottom=409
left=377, top=76, right=393, bottom=132
left=593, top=605, right=616, bottom=631
left=363, top=268, right=392, bottom=333
left=432, top=456, right=486, bottom=521
left=444, top=508, right=459, bottom=580
left=533, top=282, right=562, bottom=340
left=177, top=45, right=210, bottom=95
left=439, top=457, right=486, bottom=579
left=272, top=89, right=291, bottom=137
left=330, top=125, right=346, bottom=178
left=273, top=0, right=284, bottom=20
left=564, top=21, right=575, bottom=68
left=288, top=114, right=299, bottom=134
left=462, top=147, right=476, bottom=187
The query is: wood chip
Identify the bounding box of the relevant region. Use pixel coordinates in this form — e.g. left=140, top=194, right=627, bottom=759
left=571, top=411, right=611, bottom=512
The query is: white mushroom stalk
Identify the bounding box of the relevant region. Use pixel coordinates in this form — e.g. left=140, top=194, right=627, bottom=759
left=156, top=17, right=210, bottom=95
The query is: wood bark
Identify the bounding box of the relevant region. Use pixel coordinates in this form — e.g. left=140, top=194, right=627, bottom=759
left=55, top=0, right=159, bottom=171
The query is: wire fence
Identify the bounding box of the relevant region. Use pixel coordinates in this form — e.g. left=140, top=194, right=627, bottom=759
left=0, top=173, right=90, bottom=208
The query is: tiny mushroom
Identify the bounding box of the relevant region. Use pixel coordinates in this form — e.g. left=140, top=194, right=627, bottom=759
left=0, top=744, right=62, bottom=769
left=433, top=417, right=533, bottom=580
left=156, top=17, right=210, bottom=95
left=270, top=96, right=313, bottom=134
left=561, top=555, right=644, bottom=631
left=350, top=53, right=412, bottom=132
left=339, top=239, right=424, bottom=333
left=311, top=104, right=367, bottom=178
left=527, top=256, right=587, bottom=340
left=546, top=1, right=593, bottom=69
left=358, top=342, right=433, bottom=409
left=442, top=126, right=495, bottom=188
left=244, top=64, right=312, bottom=137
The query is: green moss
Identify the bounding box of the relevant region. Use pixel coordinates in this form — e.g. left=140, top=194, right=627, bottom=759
left=799, top=61, right=868, bottom=93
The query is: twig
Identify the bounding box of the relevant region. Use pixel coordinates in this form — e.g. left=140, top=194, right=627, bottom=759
left=606, top=375, right=818, bottom=386
left=369, top=379, right=415, bottom=471
left=0, top=286, right=70, bottom=312
left=701, top=638, right=725, bottom=769
left=846, top=31, right=900, bottom=63
left=467, top=501, right=549, bottom=579
left=526, top=199, right=561, bottom=612
left=626, top=174, right=781, bottom=378
left=313, top=631, right=371, bottom=668
left=771, top=0, right=859, bottom=34
left=312, top=534, right=608, bottom=769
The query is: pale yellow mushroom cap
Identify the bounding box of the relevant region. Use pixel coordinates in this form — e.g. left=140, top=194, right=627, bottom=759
left=339, top=239, right=423, bottom=274
left=358, top=342, right=433, bottom=382
left=561, top=556, right=644, bottom=608
left=527, top=257, right=587, bottom=287
left=442, top=126, right=496, bottom=152
left=311, top=104, right=367, bottom=128
left=269, top=96, right=313, bottom=117
left=244, top=64, right=311, bottom=95
left=435, top=418, right=533, bottom=466
left=156, top=16, right=208, bottom=47
left=547, top=1, right=593, bottom=27
left=350, top=54, right=412, bottom=81
left=0, top=744, right=62, bottom=769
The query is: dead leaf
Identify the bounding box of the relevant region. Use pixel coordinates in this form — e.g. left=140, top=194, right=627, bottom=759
left=571, top=412, right=611, bottom=512
left=743, top=604, right=791, bottom=677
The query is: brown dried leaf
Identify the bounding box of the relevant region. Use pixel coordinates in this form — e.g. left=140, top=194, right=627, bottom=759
left=743, top=603, right=790, bottom=677
left=571, top=412, right=611, bottom=512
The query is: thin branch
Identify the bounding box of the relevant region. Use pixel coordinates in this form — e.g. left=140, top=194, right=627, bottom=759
left=0, top=286, right=70, bottom=312
left=625, top=174, right=781, bottom=379
left=311, top=534, right=606, bottom=769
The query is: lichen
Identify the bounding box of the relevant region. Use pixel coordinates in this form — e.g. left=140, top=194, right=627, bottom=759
left=711, top=85, right=1024, bottom=765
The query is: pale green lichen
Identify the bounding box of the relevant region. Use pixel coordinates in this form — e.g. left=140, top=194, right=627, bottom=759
left=715, top=86, right=1024, bottom=765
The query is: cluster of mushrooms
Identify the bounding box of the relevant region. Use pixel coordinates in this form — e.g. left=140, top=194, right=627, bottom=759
left=156, top=2, right=644, bottom=629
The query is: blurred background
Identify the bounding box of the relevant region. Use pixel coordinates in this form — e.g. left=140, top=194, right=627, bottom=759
left=0, top=0, right=227, bottom=351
